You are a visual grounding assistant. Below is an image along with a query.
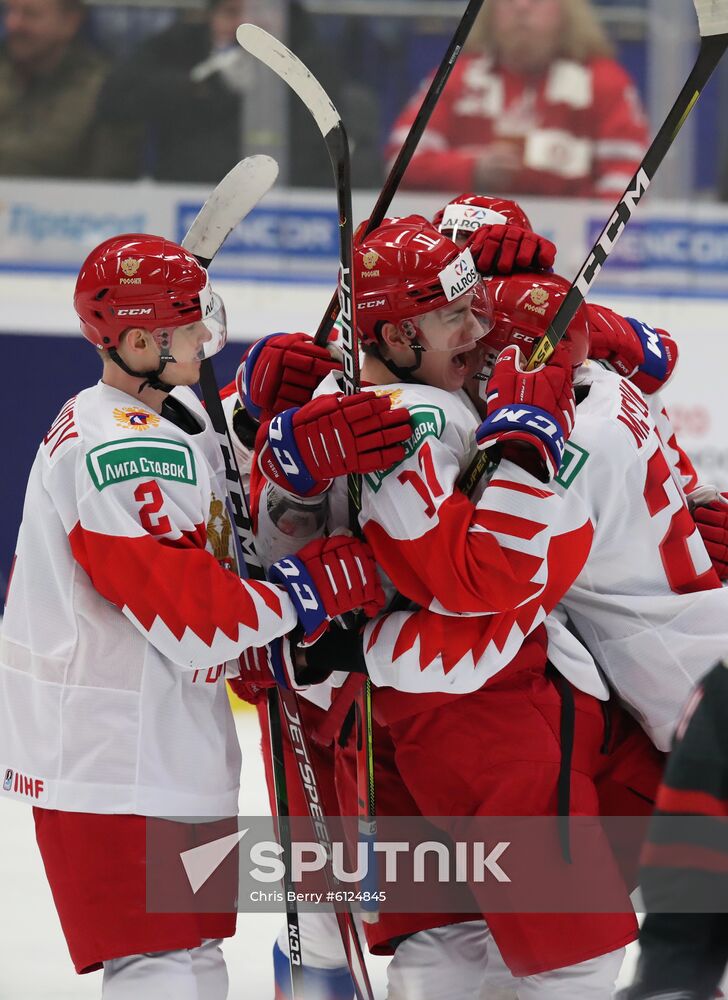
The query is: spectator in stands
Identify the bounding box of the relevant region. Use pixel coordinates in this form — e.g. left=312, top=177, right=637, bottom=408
left=387, top=0, right=649, bottom=198
left=89, top=0, right=380, bottom=188
left=0, top=0, right=108, bottom=177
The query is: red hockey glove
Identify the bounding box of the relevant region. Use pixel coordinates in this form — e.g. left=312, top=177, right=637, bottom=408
left=691, top=491, right=728, bottom=580
left=475, top=345, right=575, bottom=482
left=228, top=638, right=298, bottom=705
left=258, top=391, right=413, bottom=497
left=467, top=224, right=556, bottom=275
left=270, top=535, right=385, bottom=644
left=587, top=303, right=678, bottom=395
left=236, top=332, right=342, bottom=424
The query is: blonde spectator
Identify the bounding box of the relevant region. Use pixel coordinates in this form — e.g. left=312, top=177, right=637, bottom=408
left=387, top=0, right=649, bottom=198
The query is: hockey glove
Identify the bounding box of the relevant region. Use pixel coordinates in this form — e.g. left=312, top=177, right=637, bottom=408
left=236, top=331, right=342, bottom=424
left=228, top=636, right=299, bottom=705
left=467, top=223, right=556, bottom=275
left=258, top=391, right=413, bottom=498
left=690, top=489, right=728, bottom=580
left=228, top=623, right=368, bottom=705
left=295, top=622, right=368, bottom=685
left=476, top=344, right=575, bottom=482
left=270, top=535, right=385, bottom=645
left=587, top=303, right=678, bottom=395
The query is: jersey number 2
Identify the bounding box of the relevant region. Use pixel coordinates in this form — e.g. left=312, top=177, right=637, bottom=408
left=134, top=480, right=172, bottom=536
left=643, top=449, right=715, bottom=594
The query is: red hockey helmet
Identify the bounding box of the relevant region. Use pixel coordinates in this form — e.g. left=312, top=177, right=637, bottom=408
left=433, top=194, right=534, bottom=244
left=353, top=215, right=492, bottom=347
left=482, top=273, right=590, bottom=372
left=74, top=234, right=226, bottom=361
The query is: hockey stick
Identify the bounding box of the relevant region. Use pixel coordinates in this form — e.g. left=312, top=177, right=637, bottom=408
left=185, top=155, right=279, bottom=578
left=236, top=23, right=380, bottom=928
left=458, top=0, right=728, bottom=496
left=527, top=1, right=728, bottom=372
left=182, top=154, right=279, bottom=271
left=313, top=0, right=486, bottom=345
left=182, top=160, right=375, bottom=1000
left=182, top=154, right=308, bottom=999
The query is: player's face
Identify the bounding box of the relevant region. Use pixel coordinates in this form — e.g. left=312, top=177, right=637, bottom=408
left=415, top=292, right=488, bottom=392
left=491, top=0, right=563, bottom=73
left=156, top=321, right=214, bottom=385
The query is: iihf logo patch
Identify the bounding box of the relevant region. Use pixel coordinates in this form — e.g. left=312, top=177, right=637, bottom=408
left=3, top=769, right=12, bottom=791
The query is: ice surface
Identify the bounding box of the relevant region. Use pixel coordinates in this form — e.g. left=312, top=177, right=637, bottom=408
left=0, top=709, right=642, bottom=998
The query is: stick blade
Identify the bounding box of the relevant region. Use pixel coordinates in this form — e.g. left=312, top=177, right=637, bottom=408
left=695, top=0, right=728, bottom=36
left=182, top=154, right=279, bottom=264
left=236, top=23, right=341, bottom=137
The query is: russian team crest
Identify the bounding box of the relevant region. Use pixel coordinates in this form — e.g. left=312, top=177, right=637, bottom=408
left=113, top=407, right=161, bottom=431
left=207, top=494, right=236, bottom=572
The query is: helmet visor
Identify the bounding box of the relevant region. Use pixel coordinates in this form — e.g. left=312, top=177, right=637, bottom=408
left=151, top=292, right=228, bottom=364
left=412, top=281, right=495, bottom=355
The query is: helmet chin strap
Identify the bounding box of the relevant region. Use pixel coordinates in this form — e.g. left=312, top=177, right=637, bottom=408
left=108, top=347, right=176, bottom=394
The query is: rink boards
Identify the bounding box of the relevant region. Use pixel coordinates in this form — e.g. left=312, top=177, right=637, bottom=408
left=2, top=181, right=727, bottom=605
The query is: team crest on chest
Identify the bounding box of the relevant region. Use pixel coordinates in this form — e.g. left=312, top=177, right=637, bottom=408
left=207, top=494, right=236, bottom=571
left=113, top=407, right=160, bottom=431
left=376, top=388, right=403, bottom=407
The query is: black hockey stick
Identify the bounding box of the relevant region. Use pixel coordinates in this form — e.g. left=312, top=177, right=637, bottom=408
left=458, top=0, right=728, bottom=496
left=182, top=154, right=309, bottom=999
left=528, top=8, right=728, bottom=372
left=183, top=156, right=375, bottom=1000
left=313, top=0, right=486, bottom=345
left=236, top=23, right=380, bottom=930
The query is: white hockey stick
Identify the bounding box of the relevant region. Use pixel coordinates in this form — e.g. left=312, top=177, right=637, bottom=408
left=182, top=158, right=375, bottom=1000
left=183, top=156, right=312, bottom=999
left=235, top=25, right=359, bottom=405
left=183, top=155, right=278, bottom=578
left=236, top=26, right=382, bottom=942
left=183, top=154, right=278, bottom=270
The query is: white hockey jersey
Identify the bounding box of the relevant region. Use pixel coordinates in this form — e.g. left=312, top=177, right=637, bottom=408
left=364, top=365, right=727, bottom=748
left=554, top=363, right=727, bottom=749
left=256, top=374, right=603, bottom=717
left=649, top=389, right=699, bottom=495
left=0, top=382, right=298, bottom=816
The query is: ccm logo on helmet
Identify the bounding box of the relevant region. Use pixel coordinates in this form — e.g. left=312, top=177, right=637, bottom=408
left=116, top=306, right=156, bottom=318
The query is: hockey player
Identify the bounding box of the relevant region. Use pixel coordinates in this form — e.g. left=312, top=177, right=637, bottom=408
left=434, top=192, right=724, bottom=569
left=622, top=659, right=728, bottom=1000
left=0, top=234, right=410, bottom=1000
left=433, top=191, right=557, bottom=274
left=252, top=216, right=643, bottom=997
left=360, top=270, right=728, bottom=997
